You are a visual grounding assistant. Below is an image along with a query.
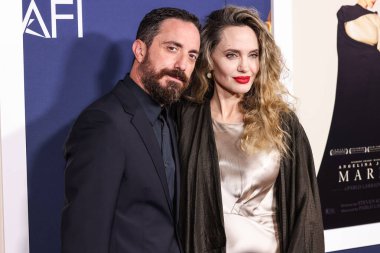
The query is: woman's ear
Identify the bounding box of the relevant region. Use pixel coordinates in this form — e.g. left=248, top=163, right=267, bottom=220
left=132, top=39, right=147, bottom=63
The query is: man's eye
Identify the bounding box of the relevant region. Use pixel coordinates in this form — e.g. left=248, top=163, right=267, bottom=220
left=189, top=53, right=198, bottom=61
left=167, top=46, right=178, bottom=52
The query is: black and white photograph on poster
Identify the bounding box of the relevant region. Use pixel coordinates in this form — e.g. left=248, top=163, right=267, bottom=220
left=317, top=0, right=380, bottom=230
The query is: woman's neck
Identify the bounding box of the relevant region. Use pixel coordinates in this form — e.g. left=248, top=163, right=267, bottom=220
left=357, top=0, right=368, bottom=8
left=210, top=86, right=244, bottom=123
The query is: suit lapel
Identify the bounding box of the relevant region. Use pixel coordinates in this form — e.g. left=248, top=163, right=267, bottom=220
left=112, top=77, right=173, bottom=213
left=166, top=114, right=181, bottom=223
left=131, top=111, right=174, bottom=212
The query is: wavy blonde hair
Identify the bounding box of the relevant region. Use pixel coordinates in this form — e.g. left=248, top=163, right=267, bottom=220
left=186, top=6, right=292, bottom=155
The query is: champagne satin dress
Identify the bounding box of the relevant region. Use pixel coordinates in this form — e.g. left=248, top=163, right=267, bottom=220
left=213, top=119, right=280, bottom=253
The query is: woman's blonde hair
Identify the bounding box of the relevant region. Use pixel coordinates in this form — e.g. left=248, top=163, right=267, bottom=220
left=186, top=6, right=292, bottom=154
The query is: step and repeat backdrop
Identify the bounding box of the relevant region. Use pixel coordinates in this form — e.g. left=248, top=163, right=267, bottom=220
left=22, top=1, right=270, bottom=253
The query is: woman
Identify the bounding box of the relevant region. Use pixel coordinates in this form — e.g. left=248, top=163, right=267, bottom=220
left=318, top=0, right=380, bottom=229
left=175, top=6, right=325, bottom=253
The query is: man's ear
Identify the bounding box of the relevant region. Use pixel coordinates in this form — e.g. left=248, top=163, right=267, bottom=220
left=132, top=39, right=147, bottom=63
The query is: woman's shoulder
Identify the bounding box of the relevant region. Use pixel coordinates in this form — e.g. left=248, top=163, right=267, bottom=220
left=280, top=110, right=306, bottom=137
left=178, top=98, right=203, bottom=108
left=280, top=110, right=299, bottom=126
left=369, top=13, right=380, bottom=27
left=174, top=98, right=208, bottom=114
left=170, top=98, right=210, bottom=124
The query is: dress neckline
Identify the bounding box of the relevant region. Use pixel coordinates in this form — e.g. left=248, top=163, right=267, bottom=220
left=212, top=118, right=244, bottom=127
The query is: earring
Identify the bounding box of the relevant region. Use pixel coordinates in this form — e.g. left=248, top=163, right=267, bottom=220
left=206, top=72, right=212, bottom=79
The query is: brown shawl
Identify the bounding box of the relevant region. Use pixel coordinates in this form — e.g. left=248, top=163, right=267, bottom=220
left=174, top=100, right=325, bottom=253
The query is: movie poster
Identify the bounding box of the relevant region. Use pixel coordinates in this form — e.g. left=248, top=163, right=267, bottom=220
left=317, top=1, right=380, bottom=229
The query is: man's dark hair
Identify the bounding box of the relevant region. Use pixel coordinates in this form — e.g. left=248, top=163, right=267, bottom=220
left=136, top=7, right=201, bottom=47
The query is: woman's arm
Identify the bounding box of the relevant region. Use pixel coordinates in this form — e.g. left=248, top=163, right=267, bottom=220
left=281, top=112, right=325, bottom=253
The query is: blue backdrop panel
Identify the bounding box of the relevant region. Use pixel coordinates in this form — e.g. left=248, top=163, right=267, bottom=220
left=226, top=0, right=270, bottom=20
left=335, top=246, right=380, bottom=253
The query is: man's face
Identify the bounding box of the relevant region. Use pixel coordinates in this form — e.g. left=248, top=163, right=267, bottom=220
left=138, top=18, right=200, bottom=105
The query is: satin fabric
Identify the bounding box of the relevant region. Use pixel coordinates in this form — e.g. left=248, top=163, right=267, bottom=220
left=213, top=119, right=280, bottom=253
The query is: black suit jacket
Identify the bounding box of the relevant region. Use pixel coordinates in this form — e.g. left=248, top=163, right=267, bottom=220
left=62, top=76, right=182, bottom=253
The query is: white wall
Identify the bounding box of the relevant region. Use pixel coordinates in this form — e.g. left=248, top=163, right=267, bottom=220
left=0, top=2, right=30, bottom=253
left=0, top=120, right=4, bottom=253
left=292, top=0, right=338, bottom=172
left=272, top=0, right=293, bottom=94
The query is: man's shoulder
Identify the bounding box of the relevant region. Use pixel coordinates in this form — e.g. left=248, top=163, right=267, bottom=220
left=85, top=90, right=119, bottom=113
left=71, top=83, right=131, bottom=130
left=83, top=80, right=132, bottom=116
left=65, top=88, right=132, bottom=146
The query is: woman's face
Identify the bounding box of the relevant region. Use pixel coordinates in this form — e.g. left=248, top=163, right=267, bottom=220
left=210, top=25, right=260, bottom=97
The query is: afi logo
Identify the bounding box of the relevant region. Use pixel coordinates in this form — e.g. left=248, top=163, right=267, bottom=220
left=23, top=0, right=83, bottom=38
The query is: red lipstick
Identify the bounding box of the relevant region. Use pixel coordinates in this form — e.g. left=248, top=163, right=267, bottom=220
left=233, top=76, right=250, bottom=84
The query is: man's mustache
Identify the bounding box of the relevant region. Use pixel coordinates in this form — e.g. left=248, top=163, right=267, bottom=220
left=158, top=69, right=188, bottom=84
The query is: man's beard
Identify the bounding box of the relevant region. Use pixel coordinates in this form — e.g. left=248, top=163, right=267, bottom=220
left=138, top=55, right=189, bottom=106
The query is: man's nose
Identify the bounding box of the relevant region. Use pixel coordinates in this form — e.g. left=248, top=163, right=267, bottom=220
left=174, top=53, right=188, bottom=71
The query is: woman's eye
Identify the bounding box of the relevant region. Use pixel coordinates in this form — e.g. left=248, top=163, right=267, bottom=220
left=249, top=53, right=259, bottom=58
left=226, top=53, right=237, bottom=59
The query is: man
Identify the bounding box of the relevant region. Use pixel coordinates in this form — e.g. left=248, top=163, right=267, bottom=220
left=61, top=7, right=200, bottom=253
